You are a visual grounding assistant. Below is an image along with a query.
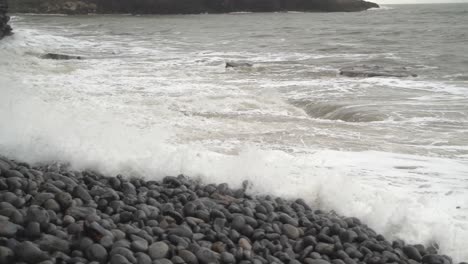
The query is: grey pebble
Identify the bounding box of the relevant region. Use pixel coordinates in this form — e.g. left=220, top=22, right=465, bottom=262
left=149, top=242, right=169, bottom=260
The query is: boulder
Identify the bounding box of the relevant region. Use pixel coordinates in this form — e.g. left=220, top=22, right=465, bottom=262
left=41, top=53, right=84, bottom=60
left=340, top=65, right=417, bottom=78
left=0, top=0, right=13, bottom=39
left=226, top=62, right=253, bottom=68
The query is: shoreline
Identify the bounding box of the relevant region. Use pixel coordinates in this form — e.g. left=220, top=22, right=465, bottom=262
left=8, top=0, right=378, bottom=15
left=0, top=154, right=461, bottom=264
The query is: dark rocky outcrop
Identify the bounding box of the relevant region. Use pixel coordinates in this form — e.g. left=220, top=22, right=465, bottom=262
left=10, top=0, right=379, bottom=14
left=0, top=0, right=12, bottom=39
left=226, top=62, right=253, bottom=68
left=41, top=53, right=84, bottom=60
left=340, top=65, right=418, bottom=78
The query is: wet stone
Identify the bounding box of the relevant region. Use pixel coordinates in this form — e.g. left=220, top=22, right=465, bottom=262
left=149, top=241, right=169, bottom=260
left=15, top=241, right=49, bottom=264
left=404, top=246, right=423, bottom=262
left=136, top=252, right=152, bottom=264
left=283, top=224, right=300, bottom=240
left=0, top=246, right=14, bottom=264
left=196, top=247, right=219, bottom=264
left=131, top=239, right=148, bottom=252
left=0, top=220, right=20, bottom=237
left=110, top=254, right=132, bottom=264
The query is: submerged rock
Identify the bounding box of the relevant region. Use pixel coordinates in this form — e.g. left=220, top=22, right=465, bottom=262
left=225, top=62, right=253, bottom=68
left=41, top=53, right=84, bottom=60
left=340, top=65, right=417, bottom=78
left=0, top=0, right=13, bottom=39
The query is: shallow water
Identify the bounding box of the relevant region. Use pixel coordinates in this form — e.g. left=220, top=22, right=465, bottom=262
left=1, top=4, right=468, bottom=261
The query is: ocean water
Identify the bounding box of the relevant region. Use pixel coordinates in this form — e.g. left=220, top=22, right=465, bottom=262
left=1, top=4, right=468, bottom=261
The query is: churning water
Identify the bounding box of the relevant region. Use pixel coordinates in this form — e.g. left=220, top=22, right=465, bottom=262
left=1, top=4, right=467, bottom=261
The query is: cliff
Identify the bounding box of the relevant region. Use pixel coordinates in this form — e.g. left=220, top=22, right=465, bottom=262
left=9, top=0, right=379, bottom=14
left=0, top=0, right=12, bottom=39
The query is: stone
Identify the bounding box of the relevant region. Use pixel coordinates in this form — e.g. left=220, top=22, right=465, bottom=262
left=131, top=239, right=148, bottom=252
left=283, top=224, right=300, bottom=239
left=339, top=65, right=417, bottom=78
left=305, top=259, right=331, bottom=264
left=110, top=247, right=136, bottom=263
left=178, top=249, right=198, bottom=264
left=110, top=254, right=132, bottom=264
left=26, top=205, right=49, bottom=227
left=0, top=220, right=19, bottom=237
left=149, top=242, right=169, bottom=260
left=86, top=244, right=108, bottom=262
left=67, top=206, right=97, bottom=219
left=41, top=53, right=83, bottom=60
left=403, top=246, right=423, bottom=262
left=43, top=199, right=61, bottom=212
left=15, top=241, right=49, bottom=264
left=73, top=185, right=92, bottom=202
left=136, top=252, right=152, bottom=264
left=231, top=215, right=245, bottom=231
left=37, top=234, right=71, bottom=253
left=168, top=225, right=193, bottom=238
left=196, top=247, right=219, bottom=264
left=422, top=254, right=446, bottom=264
left=315, top=242, right=334, bottom=255
left=0, top=246, right=14, bottom=264
left=226, top=62, right=253, bottom=68
left=239, top=238, right=252, bottom=250
left=220, top=252, right=235, bottom=263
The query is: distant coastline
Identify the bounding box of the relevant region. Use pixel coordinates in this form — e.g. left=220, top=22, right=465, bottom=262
left=9, top=0, right=379, bottom=15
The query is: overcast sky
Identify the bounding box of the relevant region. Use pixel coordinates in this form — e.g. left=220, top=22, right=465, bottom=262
left=377, top=0, right=468, bottom=4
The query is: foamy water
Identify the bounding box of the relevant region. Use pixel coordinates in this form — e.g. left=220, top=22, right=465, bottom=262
left=1, top=4, right=468, bottom=261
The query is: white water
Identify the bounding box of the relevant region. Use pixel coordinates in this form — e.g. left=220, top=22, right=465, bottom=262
left=1, top=7, right=468, bottom=261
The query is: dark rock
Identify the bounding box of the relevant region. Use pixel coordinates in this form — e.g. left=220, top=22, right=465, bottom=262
left=25, top=206, right=49, bottom=228
left=110, top=254, right=132, bottom=264
left=168, top=225, right=193, bottom=238
left=131, top=239, right=148, bottom=252
left=37, top=234, right=70, bottom=253
left=15, top=241, right=49, bottom=264
left=0, top=246, right=15, bottom=264
left=315, top=242, right=334, bottom=255
left=0, top=220, right=20, bottom=237
left=110, top=247, right=136, bottom=263
left=226, top=62, right=253, bottom=68
left=25, top=221, right=41, bottom=238
left=86, top=243, right=108, bottom=262
left=41, top=53, right=83, bottom=60
left=340, top=65, right=417, bottom=78
left=305, top=259, right=331, bottom=264
left=422, top=254, right=447, bottom=264
left=179, top=249, right=198, bottom=264
left=136, top=252, right=152, bottom=264
left=196, top=247, right=219, bottom=264
left=221, top=252, right=235, bottom=263
left=66, top=206, right=97, bottom=220
left=43, top=199, right=61, bottom=212
left=403, top=246, right=423, bottom=261
left=73, top=185, right=92, bottom=202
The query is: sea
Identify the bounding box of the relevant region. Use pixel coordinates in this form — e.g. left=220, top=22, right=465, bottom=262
left=0, top=3, right=467, bottom=261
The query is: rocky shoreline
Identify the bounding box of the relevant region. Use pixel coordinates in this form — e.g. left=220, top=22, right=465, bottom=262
left=9, top=0, right=378, bottom=14
left=0, top=154, right=462, bottom=264
left=0, top=0, right=12, bottom=39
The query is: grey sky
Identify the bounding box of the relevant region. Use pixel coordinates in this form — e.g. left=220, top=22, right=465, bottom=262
left=376, top=0, right=468, bottom=4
